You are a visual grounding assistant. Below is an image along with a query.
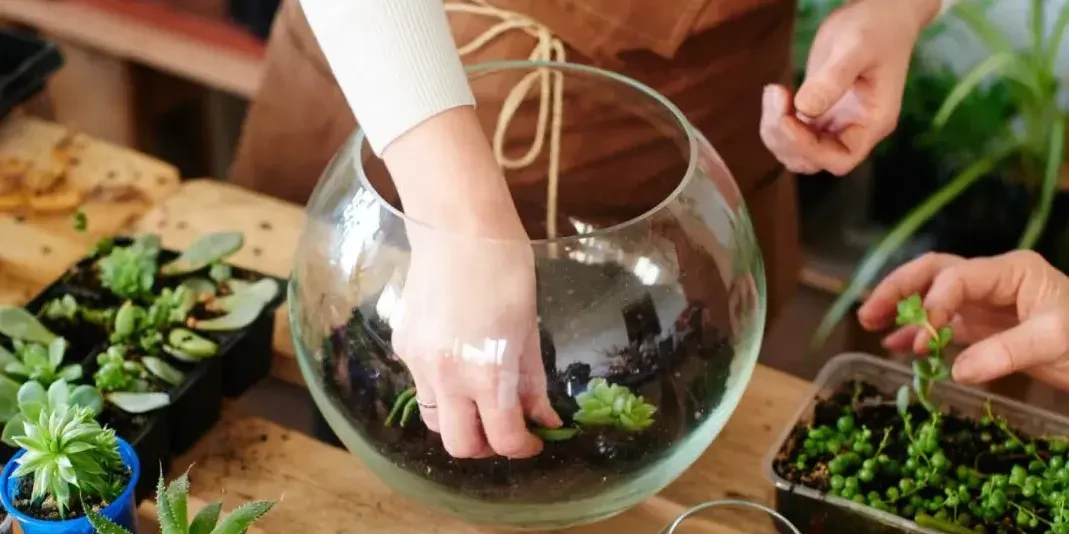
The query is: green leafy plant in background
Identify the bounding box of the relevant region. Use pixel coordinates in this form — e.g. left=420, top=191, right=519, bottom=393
left=88, top=469, right=277, bottom=534
left=10, top=382, right=122, bottom=518
left=813, top=0, right=1069, bottom=348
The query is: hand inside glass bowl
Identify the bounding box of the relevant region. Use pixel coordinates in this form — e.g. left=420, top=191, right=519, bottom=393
left=383, top=107, right=561, bottom=459
left=394, top=222, right=563, bottom=459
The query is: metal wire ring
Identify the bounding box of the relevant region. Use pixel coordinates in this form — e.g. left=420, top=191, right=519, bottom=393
left=659, top=499, right=801, bottom=534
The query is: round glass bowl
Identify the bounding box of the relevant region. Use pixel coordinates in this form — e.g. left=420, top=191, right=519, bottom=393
left=289, top=61, right=766, bottom=530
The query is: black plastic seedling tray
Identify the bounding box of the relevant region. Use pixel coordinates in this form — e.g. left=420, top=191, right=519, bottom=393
left=2, top=236, right=285, bottom=500
left=0, top=30, right=63, bottom=120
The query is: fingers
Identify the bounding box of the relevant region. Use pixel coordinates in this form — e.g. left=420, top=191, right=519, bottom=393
left=858, top=253, right=965, bottom=331
left=760, top=85, right=856, bottom=176
left=477, top=401, right=543, bottom=458
left=796, top=42, right=869, bottom=118
left=952, top=314, right=1069, bottom=384
left=437, top=395, right=493, bottom=459
left=518, top=332, right=562, bottom=429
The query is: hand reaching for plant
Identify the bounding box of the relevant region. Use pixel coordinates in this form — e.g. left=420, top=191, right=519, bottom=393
left=761, top=0, right=941, bottom=176
left=391, top=222, right=562, bottom=459
left=858, top=251, right=1069, bottom=391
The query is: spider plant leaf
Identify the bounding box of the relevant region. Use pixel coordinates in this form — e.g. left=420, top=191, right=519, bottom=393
left=179, top=277, right=218, bottom=299
left=209, top=500, right=277, bottom=534
left=810, top=147, right=1014, bottom=351
left=87, top=510, right=135, bottom=534
left=1018, top=119, right=1065, bottom=249
left=0, top=307, right=57, bottom=344
left=107, top=392, right=170, bottom=414
left=953, top=2, right=1017, bottom=55
left=189, top=500, right=223, bottom=534
left=143, top=357, right=185, bottom=387
left=160, top=232, right=244, bottom=276
left=1048, top=0, right=1069, bottom=68
left=934, top=52, right=1018, bottom=129
left=193, top=294, right=266, bottom=331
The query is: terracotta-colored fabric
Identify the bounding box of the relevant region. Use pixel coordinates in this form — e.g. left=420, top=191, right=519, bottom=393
left=229, top=0, right=799, bottom=322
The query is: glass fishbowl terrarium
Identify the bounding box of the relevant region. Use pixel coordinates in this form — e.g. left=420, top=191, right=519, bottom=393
left=288, top=61, right=767, bottom=530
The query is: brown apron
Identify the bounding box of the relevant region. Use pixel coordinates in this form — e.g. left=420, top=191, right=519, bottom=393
left=229, top=0, right=800, bottom=323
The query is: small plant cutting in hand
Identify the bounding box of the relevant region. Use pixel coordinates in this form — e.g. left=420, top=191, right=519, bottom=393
left=0, top=381, right=138, bottom=532
left=87, top=469, right=277, bottom=534
left=775, top=295, right=1069, bottom=534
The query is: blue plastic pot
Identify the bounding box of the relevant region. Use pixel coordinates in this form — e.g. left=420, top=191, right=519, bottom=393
left=0, top=437, right=140, bottom=534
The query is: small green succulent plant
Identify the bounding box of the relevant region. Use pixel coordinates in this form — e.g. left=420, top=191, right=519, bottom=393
left=88, top=469, right=277, bottom=534
left=10, top=381, right=123, bottom=518
left=98, top=234, right=162, bottom=301
left=573, top=378, right=657, bottom=432
left=2, top=338, right=83, bottom=387
left=2, top=379, right=104, bottom=446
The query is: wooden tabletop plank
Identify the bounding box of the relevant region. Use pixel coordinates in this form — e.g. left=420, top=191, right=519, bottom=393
left=149, top=364, right=809, bottom=534
left=0, top=115, right=180, bottom=305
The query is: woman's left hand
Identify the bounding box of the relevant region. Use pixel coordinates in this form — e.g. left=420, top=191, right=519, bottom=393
left=760, top=0, right=941, bottom=176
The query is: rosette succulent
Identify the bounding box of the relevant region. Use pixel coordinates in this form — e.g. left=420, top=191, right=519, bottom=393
left=573, top=378, right=656, bottom=431
left=97, top=234, right=161, bottom=301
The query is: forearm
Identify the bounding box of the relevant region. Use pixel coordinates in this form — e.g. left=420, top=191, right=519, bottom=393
left=299, top=0, right=521, bottom=235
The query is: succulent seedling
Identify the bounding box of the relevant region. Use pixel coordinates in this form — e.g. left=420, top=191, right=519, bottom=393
left=160, top=231, right=244, bottom=276
left=895, top=294, right=953, bottom=414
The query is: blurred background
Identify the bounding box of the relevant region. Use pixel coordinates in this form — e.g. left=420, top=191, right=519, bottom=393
left=3, top=0, right=1069, bottom=422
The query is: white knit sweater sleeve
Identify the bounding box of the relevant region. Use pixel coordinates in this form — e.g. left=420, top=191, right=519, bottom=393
left=298, top=0, right=474, bottom=155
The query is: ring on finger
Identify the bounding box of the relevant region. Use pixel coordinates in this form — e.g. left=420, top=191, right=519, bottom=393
left=417, top=398, right=437, bottom=410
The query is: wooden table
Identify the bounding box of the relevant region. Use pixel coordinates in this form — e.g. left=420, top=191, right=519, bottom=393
left=5, top=137, right=816, bottom=532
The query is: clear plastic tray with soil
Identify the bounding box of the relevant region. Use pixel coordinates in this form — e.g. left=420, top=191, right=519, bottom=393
left=766, top=353, right=1069, bottom=534
left=320, top=258, right=738, bottom=503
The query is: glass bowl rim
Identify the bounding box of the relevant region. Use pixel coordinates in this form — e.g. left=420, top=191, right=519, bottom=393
left=347, top=59, right=704, bottom=246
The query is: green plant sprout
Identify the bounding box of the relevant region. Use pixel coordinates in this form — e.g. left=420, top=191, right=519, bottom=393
left=190, top=278, right=280, bottom=331
left=93, top=344, right=180, bottom=414
left=159, top=231, right=244, bottom=276
left=10, top=382, right=123, bottom=518
left=88, top=468, right=277, bottom=534
left=73, top=210, right=88, bottom=233
left=894, top=294, right=954, bottom=413
left=98, top=234, right=162, bottom=301
left=1, top=338, right=83, bottom=387
left=41, top=294, right=114, bottom=327
left=812, top=0, right=1069, bottom=351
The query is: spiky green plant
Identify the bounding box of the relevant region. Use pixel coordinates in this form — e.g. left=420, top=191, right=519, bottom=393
left=87, top=469, right=277, bottom=534
left=10, top=382, right=123, bottom=518
left=813, top=0, right=1069, bottom=349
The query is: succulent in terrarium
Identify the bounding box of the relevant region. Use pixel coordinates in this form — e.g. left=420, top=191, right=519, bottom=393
left=573, top=378, right=657, bottom=431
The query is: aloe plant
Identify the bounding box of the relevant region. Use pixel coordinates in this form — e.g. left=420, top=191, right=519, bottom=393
left=87, top=469, right=276, bottom=534
left=813, top=0, right=1069, bottom=348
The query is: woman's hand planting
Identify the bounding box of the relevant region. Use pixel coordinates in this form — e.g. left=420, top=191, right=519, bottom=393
left=858, top=251, right=1069, bottom=391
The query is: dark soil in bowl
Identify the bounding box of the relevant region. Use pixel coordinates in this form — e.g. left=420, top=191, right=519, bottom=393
left=773, top=380, right=1063, bottom=534
left=322, top=260, right=738, bottom=503
left=12, top=466, right=131, bottom=521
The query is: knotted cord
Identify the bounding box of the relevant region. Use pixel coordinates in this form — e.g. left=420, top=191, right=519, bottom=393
left=444, top=0, right=566, bottom=242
